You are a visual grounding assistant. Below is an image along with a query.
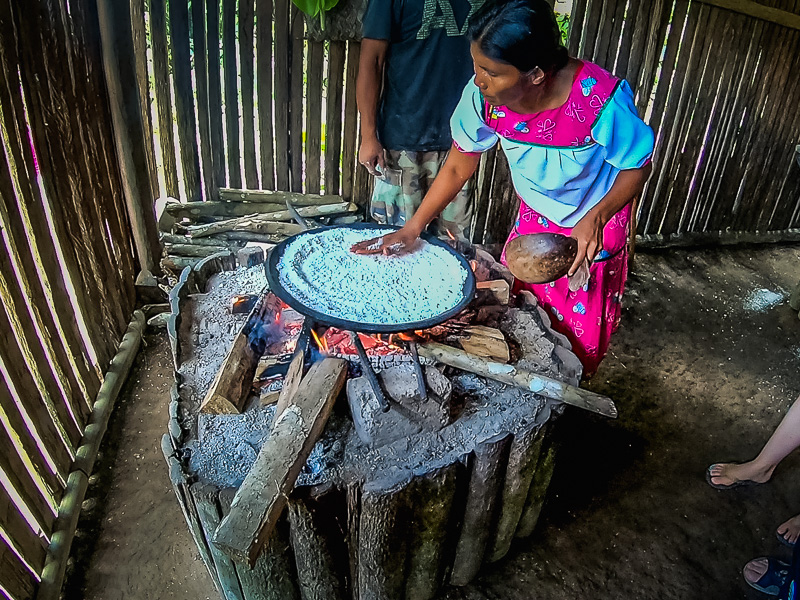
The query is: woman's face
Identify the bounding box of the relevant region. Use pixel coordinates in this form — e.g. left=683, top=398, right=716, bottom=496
left=470, top=42, right=530, bottom=107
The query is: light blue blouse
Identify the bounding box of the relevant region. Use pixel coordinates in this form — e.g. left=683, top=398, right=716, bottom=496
left=450, top=72, right=655, bottom=227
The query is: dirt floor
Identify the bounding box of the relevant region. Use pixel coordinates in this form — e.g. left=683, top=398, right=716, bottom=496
left=65, top=243, right=800, bottom=600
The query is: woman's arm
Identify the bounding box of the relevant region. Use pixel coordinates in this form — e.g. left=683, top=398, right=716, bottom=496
left=356, top=39, right=389, bottom=176
left=352, top=146, right=481, bottom=254
left=568, top=162, right=652, bottom=275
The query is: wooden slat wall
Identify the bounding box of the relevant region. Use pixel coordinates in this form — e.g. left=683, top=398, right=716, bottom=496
left=142, top=0, right=800, bottom=241
left=0, top=0, right=140, bottom=597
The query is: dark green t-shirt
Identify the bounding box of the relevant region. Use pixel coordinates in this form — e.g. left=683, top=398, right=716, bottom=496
left=362, top=0, right=484, bottom=152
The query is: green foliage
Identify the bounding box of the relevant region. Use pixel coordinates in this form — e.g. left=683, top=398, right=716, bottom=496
left=555, top=12, right=570, bottom=46
left=292, top=0, right=339, bottom=29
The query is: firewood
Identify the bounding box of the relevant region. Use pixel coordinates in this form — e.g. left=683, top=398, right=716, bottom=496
left=186, top=202, right=357, bottom=238
left=165, top=243, right=230, bottom=257
left=199, top=292, right=281, bottom=414
left=417, top=342, right=617, bottom=418
left=458, top=326, right=510, bottom=363
left=476, top=279, right=510, bottom=305
left=212, top=357, right=348, bottom=566
left=160, top=233, right=247, bottom=248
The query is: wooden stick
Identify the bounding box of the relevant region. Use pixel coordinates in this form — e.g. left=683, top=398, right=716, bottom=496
left=417, top=342, right=617, bottom=418
left=457, top=326, right=510, bottom=363
left=167, top=194, right=344, bottom=219
left=186, top=202, right=356, bottom=238
left=213, top=357, right=348, bottom=565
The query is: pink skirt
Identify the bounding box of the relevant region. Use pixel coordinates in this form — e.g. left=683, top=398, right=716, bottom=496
left=501, top=202, right=632, bottom=377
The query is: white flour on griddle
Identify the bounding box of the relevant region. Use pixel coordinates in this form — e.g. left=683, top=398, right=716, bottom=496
left=278, top=228, right=468, bottom=325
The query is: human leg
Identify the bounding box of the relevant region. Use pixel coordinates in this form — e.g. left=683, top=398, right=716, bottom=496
left=707, top=396, right=800, bottom=488
left=778, top=514, right=800, bottom=547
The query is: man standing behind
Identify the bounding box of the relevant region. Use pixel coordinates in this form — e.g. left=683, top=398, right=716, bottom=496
left=357, top=0, right=484, bottom=241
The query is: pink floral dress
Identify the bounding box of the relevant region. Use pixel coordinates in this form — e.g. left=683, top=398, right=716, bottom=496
left=451, top=61, right=654, bottom=376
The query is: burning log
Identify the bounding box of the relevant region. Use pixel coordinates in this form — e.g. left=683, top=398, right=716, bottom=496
left=212, top=357, right=348, bottom=566
left=186, top=203, right=357, bottom=238
left=199, top=292, right=281, bottom=414
left=417, top=342, right=617, bottom=418
left=457, top=326, right=510, bottom=363
left=273, top=321, right=312, bottom=425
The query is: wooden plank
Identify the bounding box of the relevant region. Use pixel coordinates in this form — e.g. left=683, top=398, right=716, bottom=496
left=0, top=534, right=36, bottom=600
left=0, top=203, right=90, bottom=425
left=633, top=0, right=669, bottom=111
left=623, top=0, right=652, bottom=93
left=239, top=0, right=259, bottom=189
left=223, top=0, right=241, bottom=188
left=192, top=0, right=218, bottom=202
left=0, top=308, right=73, bottom=481
left=0, top=33, right=112, bottom=370
left=591, top=0, right=614, bottom=67
left=696, top=0, right=800, bottom=30
left=130, top=0, right=159, bottom=200
left=169, top=0, right=202, bottom=201
left=0, top=483, right=48, bottom=576
left=213, top=358, right=348, bottom=566
left=567, top=0, right=588, bottom=58
left=325, top=41, right=346, bottom=195
left=257, top=0, right=276, bottom=190
left=580, top=0, right=603, bottom=60
left=96, top=0, right=163, bottom=273
left=0, top=373, right=63, bottom=505
left=0, top=251, right=82, bottom=448
left=605, top=0, right=628, bottom=72
left=149, top=0, right=180, bottom=198
left=615, top=0, right=642, bottom=79
left=472, top=147, right=498, bottom=245
left=9, top=0, right=130, bottom=341
left=0, top=419, right=56, bottom=538
left=290, top=8, right=305, bottom=193
left=305, top=40, right=324, bottom=194
left=207, top=0, right=225, bottom=189
left=0, top=108, right=99, bottom=407
left=274, top=0, right=291, bottom=191
left=341, top=41, right=359, bottom=201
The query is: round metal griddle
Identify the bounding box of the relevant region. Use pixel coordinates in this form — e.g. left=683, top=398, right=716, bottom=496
left=265, top=223, right=476, bottom=333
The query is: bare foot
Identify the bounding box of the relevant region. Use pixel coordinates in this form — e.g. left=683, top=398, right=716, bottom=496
left=743, top=558, right=768, bottom=586
left=706, top=461, right=774, bottom=488
left=777, top=514, right=800, bottom=546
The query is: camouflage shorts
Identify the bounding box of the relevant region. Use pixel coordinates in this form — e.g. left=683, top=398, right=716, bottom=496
left=369, top=149, right=474, bottom=242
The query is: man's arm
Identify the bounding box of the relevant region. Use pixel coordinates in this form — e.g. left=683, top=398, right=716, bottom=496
left=356, top=38, right=389, bottom=176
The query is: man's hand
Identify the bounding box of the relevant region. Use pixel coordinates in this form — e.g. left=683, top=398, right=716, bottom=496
left=359, top=135, right=386, bottom=177
left=568, top=211, right=605, bottom=276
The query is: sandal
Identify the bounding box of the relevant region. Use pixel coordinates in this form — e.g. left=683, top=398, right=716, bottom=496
left=705, top=464, right=760, bottom=490
left=743, top=557, right=790, bottom=596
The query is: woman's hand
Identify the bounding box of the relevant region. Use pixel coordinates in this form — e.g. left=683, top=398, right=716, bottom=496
left=568, top=210, right=606, bottom=276
left=350, top=227, right=421, bottom=256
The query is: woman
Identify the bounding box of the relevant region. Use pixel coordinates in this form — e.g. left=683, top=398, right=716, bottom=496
left=353, top=0, right=654, bottom=376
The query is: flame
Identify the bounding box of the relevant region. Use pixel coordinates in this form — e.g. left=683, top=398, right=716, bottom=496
left=470, top=260, right=477, bottom=272
left=445, top=229, right=456, bottom=241
left=311, top=329, right=328, bottom=354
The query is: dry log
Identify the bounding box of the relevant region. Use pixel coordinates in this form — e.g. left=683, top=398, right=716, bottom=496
left=287, top=486, right=348, bottom=600
left=165, top=243, right=231, bottom=257
left=476, top=279, right=510, bottom=305
left=516, top=434, right=556, bottom=538
left=199, top=292, right=281, bottom=414
left=450, top=433, right=513, bottom=586
left=167, top=196, right=344, bottom=219
left=219, top=188, right=346, bottom=204
left=487, top=424, right=544, bottom=562
left=357, top=478, right=411, bottom=600
left=213, top=358, right=348, bottom=566
left=458, top=326, right=510, bottom=363
left=161, top=233, right=247, bottom=247
left=417, top=342, right=617, bottom=418
left=187, top=202, right=356, bottom=238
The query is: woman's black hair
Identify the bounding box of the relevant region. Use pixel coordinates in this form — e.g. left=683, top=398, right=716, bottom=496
left=468, top=0, right=569, bottom=74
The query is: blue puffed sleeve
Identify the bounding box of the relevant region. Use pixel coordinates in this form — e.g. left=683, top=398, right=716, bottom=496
left=450, top=80, right=499, bottom=154
left=591, top=80, right=655, bottom=170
